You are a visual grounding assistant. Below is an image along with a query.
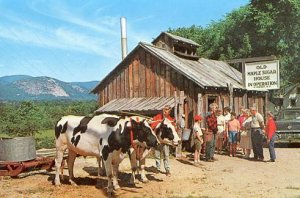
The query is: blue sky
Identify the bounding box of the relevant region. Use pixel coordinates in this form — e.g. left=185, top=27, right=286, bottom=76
left=0, top=0, right=249, bottom=82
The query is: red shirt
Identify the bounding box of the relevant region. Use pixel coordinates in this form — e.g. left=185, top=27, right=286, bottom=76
left=238, top=115, right=247, bottom=129
left=206, top=112, right=217, bottom=133
left=265, top=117, right=277, bottom=140
left=151, top=113, right=175, bottom=129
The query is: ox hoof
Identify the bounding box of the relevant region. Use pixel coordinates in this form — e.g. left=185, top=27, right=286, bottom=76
left=70, top=180, right=77, bottom=186
left=54, top=179, right=61, bottom=186
left=129, top=179, right=139, bottom=185
left=107, top=191, right=113, bottom=198
left=141, top=178, right=149, bottom=183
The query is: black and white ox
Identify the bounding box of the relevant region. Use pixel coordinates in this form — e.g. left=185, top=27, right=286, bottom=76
left=54, top=113, right=159, bottom=195
left=128, top=118, right=180, bottom=184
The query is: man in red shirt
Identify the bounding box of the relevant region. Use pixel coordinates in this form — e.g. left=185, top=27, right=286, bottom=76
left=205, top=103, right=218, bottom=162
left=265, top=111, right=277, bottom=162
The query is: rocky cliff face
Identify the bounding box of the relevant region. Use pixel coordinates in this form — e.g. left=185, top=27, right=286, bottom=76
left=0, top=75, right=98, bottom=101
left=16, top=78, right=69, bottom=97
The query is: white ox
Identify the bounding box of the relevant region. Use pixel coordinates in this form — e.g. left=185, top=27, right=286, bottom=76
left=129, top=118, right=180, bottom=184
left=54, top=113, right=159, bottom=195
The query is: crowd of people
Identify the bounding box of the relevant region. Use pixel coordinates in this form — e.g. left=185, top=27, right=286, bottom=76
left=151, top=104, right=277, bottom=177
left=192, top=103, right=277, bottom=164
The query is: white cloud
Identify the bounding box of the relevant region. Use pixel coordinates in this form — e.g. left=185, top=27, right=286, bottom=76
left=0, top=22, right=119, bottom=58
left=28, top=1, right=119, bottom=36
left=0, top=1, right=155, bottom=63
left=55, top=28, right=119, bottom=58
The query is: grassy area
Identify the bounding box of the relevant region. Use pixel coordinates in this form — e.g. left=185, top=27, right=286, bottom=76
left=0, top=129, right=55, bottom=149
left=35, top=129, right=55, bottom=149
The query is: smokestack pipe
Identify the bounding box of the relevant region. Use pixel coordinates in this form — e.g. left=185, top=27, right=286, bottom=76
left=120, top=17, right=127, bottom=60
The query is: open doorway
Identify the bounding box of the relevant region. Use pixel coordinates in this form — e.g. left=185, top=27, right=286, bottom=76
left=207, top=95, right=217, bottom=111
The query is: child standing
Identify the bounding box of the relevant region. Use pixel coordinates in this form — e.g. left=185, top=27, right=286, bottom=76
left=227, top=112, right=240, bottom=157
left=193, top=115, right=203, bottom=164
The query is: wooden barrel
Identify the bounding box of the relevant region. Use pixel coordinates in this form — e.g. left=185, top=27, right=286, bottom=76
left=0, top=136, right=36, bottom=162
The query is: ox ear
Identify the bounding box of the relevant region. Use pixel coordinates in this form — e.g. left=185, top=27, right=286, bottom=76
left=101, top=117, right=120, bottom=127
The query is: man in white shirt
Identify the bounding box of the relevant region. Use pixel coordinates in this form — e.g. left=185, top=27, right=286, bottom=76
left=216, top=109, right=225, bottom=154
left=250, top=107, right=265, bottom=161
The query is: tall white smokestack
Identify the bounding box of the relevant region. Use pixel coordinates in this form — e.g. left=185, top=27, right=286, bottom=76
left=120, top=17, right=127, bottom=60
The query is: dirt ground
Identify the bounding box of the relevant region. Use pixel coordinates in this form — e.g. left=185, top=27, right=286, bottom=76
left=1, top=147, right=300, bottom=198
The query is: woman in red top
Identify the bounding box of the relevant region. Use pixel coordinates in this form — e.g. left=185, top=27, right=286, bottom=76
left=265, top=111, right=277, bottom=162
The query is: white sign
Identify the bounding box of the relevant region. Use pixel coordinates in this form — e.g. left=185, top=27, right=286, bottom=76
left=245, top=60, right=280, bottom=90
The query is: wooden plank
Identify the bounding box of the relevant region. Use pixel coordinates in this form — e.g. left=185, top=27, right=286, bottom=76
left=102, top=87, right=105, bottom=105
left=129, top=63, right=133, bottom=98
left=151, top=56, right=157, bottom=97
left=105, top=86, right=108, bottom=104
left=160, top=62, right=165, bottom=97
left=176, top=91, right=184, bottom=158
left=170, top=68, right=176, bottom=94
left=139, top=50, right=146, bottom=97
left=133, top=59, right=139, bottom=97
left=120, top=70, right=125, bottom=98
left=234, top=96, right=239, bottom=114
left=197, top=93, right=202, bottom=115
left=145, top=53, right=152, bottom=97
left=184, top=78, right=189, bottom=97
left=110, top=78, right=113, bottom=100
left=156, top=59, right=160, bottom=97
left=100, top=89, right=104, bottom=106
left=174, top=91, right=178, bottom=125
left=179, top=91, right=184, bottom=124
left=113, top=77, right=117, bottom=99
left=228, top=83, right=234, bottom=110
left=177, top=73, right=183, bottom=91
left=202, top=94, right=207, bottom=127
left=165, top=65, right=171, bottom=97
left=264, top=93, right=268, bottom=119
left=226, top=55, right=277, bottom=64
left=124, top=66, right=129, bottom=98
left=189, top=81, right=195, bottom=115
left=116, top=74, right=121, bottom=99
left=108, top=80, right=113, bottom=101
left=243, top=93, right=248, bottom=109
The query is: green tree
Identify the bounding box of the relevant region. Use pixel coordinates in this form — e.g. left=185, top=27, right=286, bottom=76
left=169, top=0, right=300, bottom=86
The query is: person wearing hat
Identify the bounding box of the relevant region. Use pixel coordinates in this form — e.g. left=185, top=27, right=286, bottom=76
left=265, top=111, right=277, bottom=162
left=193, top=115, right=203, bottom=164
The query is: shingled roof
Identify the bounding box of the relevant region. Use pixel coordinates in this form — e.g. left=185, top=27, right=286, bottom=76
left=140, top=42, right=243, bottom=89
left=92, top=42, right=244, bottom=94
left=95, top=97, right=175, bottom=114
left=152, top=32, right=200, bottom=47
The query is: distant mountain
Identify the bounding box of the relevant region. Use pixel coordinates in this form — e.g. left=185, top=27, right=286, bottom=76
left=70, top=81, right=99, bottom=90
left=0, top=75, right=32, bottom=84
left=0, top=75, right=99, bottom=101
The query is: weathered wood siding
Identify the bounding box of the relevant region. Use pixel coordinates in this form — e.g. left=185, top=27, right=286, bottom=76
left=97, top=47, right=266, bottom=127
